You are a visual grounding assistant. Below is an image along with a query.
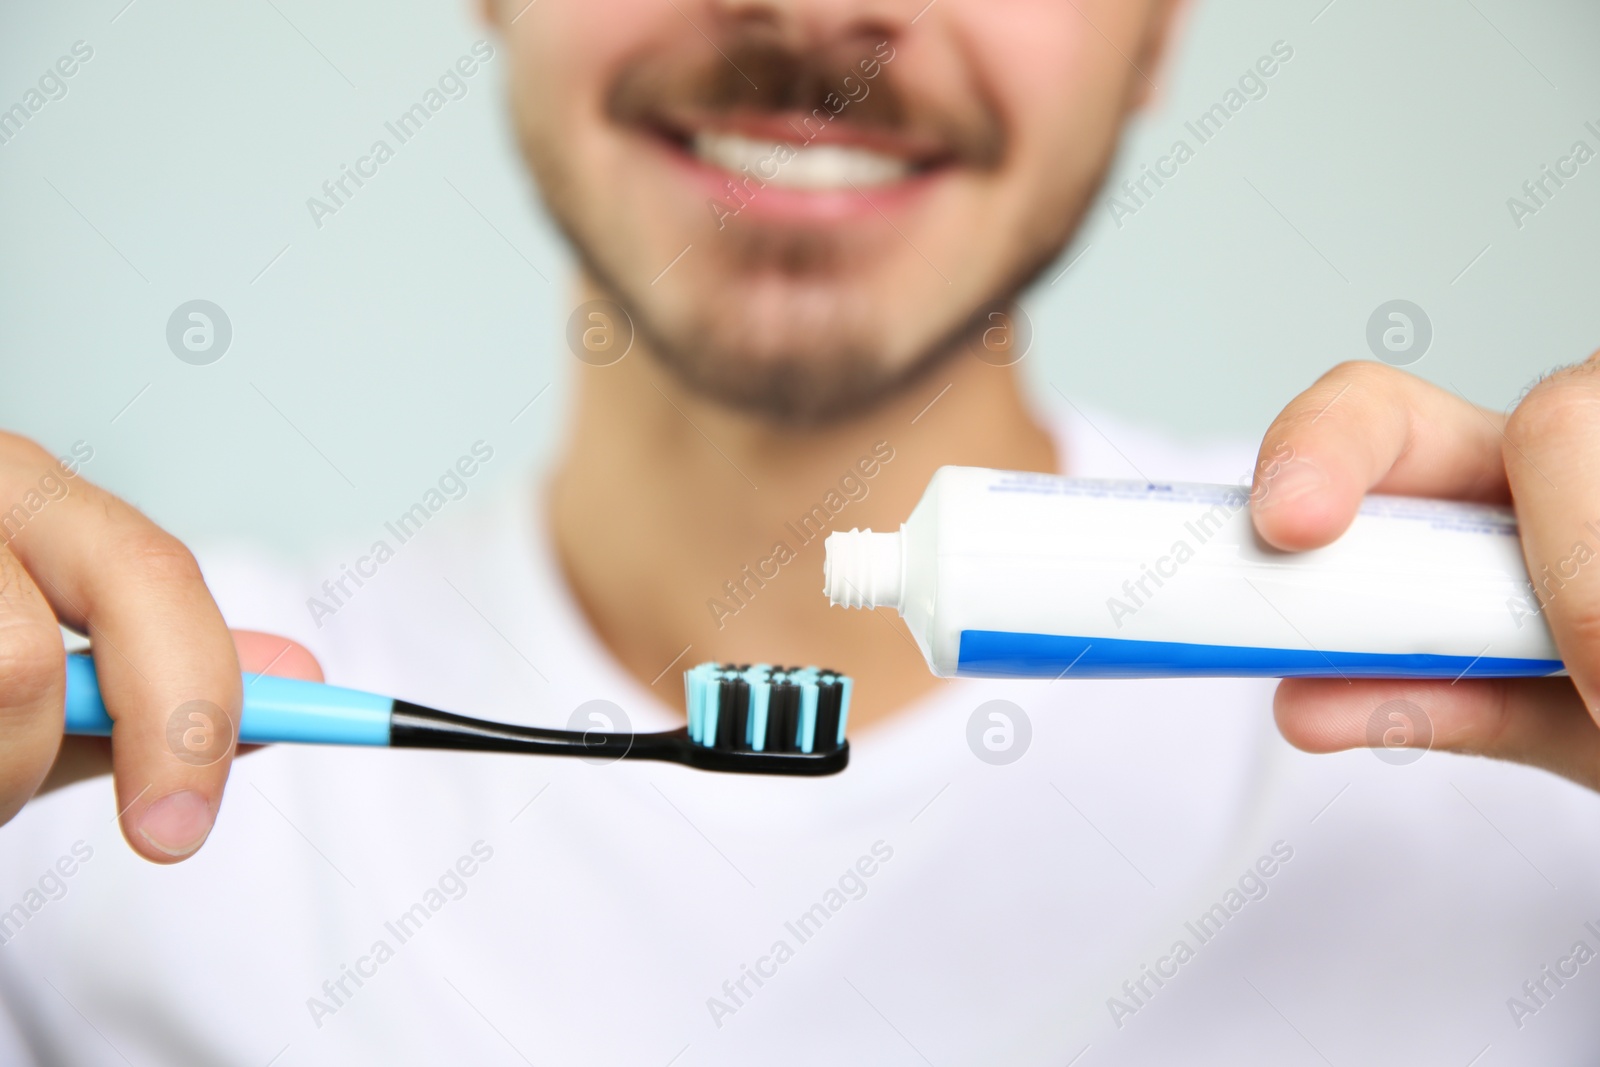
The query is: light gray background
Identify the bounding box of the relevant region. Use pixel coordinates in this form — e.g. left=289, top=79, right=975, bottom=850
left=1, top=0, right=1596, bottom=559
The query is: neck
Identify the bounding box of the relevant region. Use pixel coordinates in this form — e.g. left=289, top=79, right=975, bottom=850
left=547, top=282, right=1061, bottom=731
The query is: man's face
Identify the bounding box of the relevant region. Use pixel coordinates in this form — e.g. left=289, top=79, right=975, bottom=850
left=491, top=0, right=1177, bottom=422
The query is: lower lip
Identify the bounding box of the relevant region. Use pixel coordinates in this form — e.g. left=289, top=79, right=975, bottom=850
left=644, top=132, right=945, bottom=226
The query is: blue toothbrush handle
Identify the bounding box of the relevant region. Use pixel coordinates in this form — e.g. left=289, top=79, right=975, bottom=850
left=63, top=653, right=393, bottom=746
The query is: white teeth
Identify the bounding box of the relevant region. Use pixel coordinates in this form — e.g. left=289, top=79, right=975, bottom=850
left=691, top=131, right=912, bottom=189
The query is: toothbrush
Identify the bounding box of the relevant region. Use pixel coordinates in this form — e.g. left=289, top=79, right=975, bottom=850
left=63, top=654, right=852, bottom=776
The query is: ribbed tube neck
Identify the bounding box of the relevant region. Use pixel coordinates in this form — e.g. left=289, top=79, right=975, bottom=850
left=823, top=529, right=903, bottom=611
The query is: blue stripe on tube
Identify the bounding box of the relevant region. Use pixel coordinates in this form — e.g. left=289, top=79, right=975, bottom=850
left=956, top=630, right=1565, bottom=679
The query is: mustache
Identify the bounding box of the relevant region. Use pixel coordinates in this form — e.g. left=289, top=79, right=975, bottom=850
left=608, top=30, right=1003, bottom=167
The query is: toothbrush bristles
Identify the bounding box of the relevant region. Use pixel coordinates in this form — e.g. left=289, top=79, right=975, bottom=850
left=684, top=662, right=851, bottom=754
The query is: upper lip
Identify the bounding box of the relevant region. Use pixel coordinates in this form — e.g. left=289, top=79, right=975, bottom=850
left=640, top=107, right=956, bottom=170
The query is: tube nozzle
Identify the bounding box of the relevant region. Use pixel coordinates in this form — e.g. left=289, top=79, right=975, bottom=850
left=824, top=529, right=904, bottom=611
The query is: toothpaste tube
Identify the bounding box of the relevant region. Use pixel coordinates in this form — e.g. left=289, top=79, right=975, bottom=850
left=822, top=466, right=1563, bottom=679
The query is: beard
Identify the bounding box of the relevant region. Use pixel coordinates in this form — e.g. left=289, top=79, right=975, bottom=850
left=561, top=216, right=1079, bottom=424
left=517, top=24, right=1102, bottom=426
left=570, top=221, right=967, bottom=424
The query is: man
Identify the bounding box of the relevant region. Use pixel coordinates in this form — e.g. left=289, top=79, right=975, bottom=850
left=1, top=0, right=1599, bottom=1062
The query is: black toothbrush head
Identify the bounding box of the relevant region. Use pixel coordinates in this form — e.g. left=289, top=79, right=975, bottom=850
left=678, top=663, right=852, bottom=775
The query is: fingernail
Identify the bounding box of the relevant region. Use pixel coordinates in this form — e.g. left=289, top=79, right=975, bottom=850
left=1255, top=457, right=1327, bottom=509
left=137, top=790, right=213, bottom=857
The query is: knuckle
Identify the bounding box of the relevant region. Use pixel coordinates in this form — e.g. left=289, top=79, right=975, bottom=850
left=1324, top=359, right=1399, bottom=391
left=0, top=620, right=66, bottom=708
left=1304, top=360, right=1393, bottom=412
left=1559, top=603, right=1600, bottom=655
left=115, top=531, right=205, bottom=588
left=1273, top=361, right=1400, bottom=439
left=1505, top=375, right=1600, bottom=448
left=0, top=432, right=55, bottom=473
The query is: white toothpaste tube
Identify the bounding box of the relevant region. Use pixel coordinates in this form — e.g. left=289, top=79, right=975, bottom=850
left=822, top=466, right=1565, bottom=679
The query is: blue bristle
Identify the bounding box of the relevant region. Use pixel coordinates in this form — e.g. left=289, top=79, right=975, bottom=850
left=685, top=667, right=701, bottom=743
left=836, top=675, right=853, bottom=744
left=742, top=664, right=771, bottom=751
left=798, top=679, right=819, bottom=753
left=703, top=666, right=728, bottom=748
left=683, top=683, right=691, bottom=741
left=686, top=663, right=717, bottom=744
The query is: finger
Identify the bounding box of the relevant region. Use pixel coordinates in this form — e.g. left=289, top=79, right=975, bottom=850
left=1250, top=361, right=1510, bottom=551
left=0, top=434, right=240, bottom=863
left=0, top=543, right=67, bottom=824
left=40, top=630, right=324, bottom=794
left=232, top=630, right=323, bottom=683
left=1501, top=352, right=1600, bottom=724
left=1275, top=677, right=1600, bottom=791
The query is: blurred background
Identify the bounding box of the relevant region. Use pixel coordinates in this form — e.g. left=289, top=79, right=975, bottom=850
left=1, top=0, right=1597, bottom=559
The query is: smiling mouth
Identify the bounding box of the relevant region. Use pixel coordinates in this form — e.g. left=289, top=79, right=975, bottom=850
left=691, top=130, right=917, bottom=190
left=640, top=108, right=955, bottom=196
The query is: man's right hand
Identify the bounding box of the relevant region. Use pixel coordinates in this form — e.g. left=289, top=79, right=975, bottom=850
left=0, top=431, right=316, bottom=863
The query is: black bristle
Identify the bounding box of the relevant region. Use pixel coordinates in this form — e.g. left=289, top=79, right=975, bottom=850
left=770, top=676, right=798, bottom=753
left=814, top=677, right=841, bottom=754
left=728, top=677, right=751, bottom=751
left=714, top=669, right=736, bottom=749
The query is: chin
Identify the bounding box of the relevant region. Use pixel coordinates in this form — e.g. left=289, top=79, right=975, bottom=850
left=636, top=285, right=956, bottom=426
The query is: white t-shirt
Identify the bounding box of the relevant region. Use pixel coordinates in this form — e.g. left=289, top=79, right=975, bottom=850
left=1, top=407, right=1597, bottom=1066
